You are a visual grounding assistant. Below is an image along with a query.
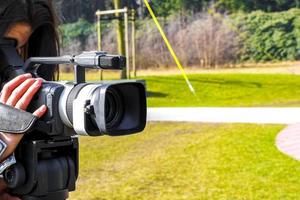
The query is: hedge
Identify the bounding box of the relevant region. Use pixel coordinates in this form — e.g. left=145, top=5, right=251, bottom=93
left=231, top=9, right=300, bottom=62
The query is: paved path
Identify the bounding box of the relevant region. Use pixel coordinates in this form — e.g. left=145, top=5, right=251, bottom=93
left=147, top=107, right=300, bottom=124
left=147, top=107, right=300, bottom=160
left=276, top=124, right=300, bottom=161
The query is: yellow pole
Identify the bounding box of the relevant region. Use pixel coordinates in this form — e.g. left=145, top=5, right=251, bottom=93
left=114, top=0, right=127, bottom=79
left=131, top=9, right=136, bottom=78
left=124, top=7, right=130, bottom=79
left=96, top=10, right=103, bottom=80
left=96, top=12, right=101, bottom=50
left=143, top=0, right=195, bottom=94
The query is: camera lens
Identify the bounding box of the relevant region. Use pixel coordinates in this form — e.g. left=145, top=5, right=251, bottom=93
left=105, top=88, right=124, bottom=129
left=61, top=81, right=145, bottom=136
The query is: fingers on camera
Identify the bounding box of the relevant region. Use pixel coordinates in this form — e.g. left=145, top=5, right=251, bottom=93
left=33, top=105, right=47, bottom=118
left=0, top=74, right=46, bottom=118
left=0, top=73, right=32, bottom=104
left=15, top=79, right=42, bottom=110
left=6, top=78, right=35, bottom=106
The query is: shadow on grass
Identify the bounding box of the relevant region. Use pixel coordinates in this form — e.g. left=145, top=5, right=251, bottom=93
left=191, top=79, right=262, bottom=88
left=146, top=76, right=263, bottom=88
left=147, top=91, right=168, bottom=98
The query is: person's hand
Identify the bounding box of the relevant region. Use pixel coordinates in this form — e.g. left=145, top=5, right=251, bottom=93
left=0, top=179, right=20, bottom=200
left=0, top=73, right=47, bottom=200
left=0, top=73, right=46, bottom=116
left=0, top=73, right=47, bottom=158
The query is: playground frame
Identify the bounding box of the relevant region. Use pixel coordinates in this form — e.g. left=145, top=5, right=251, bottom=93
left=95, top=7, right=136, bottom=79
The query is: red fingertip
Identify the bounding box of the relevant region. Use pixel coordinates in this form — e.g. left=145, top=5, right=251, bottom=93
left=36, top=78, right=45, bottom=82
left=24, top=73, right=32, bottom=78
left=40, top=105, right=47, bottom=113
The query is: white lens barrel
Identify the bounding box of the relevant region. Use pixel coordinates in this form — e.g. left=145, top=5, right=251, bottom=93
left=58, top=83, right=74, bottom=128
left=72, top=84, right=99, bottom=135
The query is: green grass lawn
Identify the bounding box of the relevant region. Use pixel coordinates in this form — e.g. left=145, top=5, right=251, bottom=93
left=70, top=123, right=300, bottom=200
left=61, top=72, right=300, bottom=199
left=144, top=74, right=300, bottom=107
left=60, top=72, right=300, bottom=107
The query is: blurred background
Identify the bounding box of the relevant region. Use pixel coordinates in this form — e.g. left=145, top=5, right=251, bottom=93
left=55, top=0, right=300, bottom=71
left=52, top=1, right=300, bottom=199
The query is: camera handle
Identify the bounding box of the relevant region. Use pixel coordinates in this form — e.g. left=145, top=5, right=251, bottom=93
left=24, top=56, right=86, bottom=84
left=23, top=51, right=125, bottom=84
left=4, top=136, right=79, bottom=200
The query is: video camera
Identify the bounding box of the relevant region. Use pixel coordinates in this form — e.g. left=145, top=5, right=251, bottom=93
left=0, top=39, right=147, bottom=200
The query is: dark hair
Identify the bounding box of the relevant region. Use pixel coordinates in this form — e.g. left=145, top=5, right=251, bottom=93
left=0, top=0, right=59, bottom=81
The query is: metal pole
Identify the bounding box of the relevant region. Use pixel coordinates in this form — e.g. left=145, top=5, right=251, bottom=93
left=131, top=9, right=136, bottom=78
left=96, top=11, right=101, bottom=51
left=124, top=7, right=130, bottom=79
left=96, top=10, right=103, bottom=80
left=114, top=0, right=126, bottom=79
left=96, top=6, right=130, bottom=79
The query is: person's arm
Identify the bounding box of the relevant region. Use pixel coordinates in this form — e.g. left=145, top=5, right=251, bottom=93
left=0, top=179, right=20, bottom=200
left=0, top=73, right=47, bottom=200
left=0, top=73, right=47, bottom=162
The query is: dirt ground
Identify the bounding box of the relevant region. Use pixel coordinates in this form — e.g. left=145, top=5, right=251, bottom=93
left=135, top=61, right=300, bottom=76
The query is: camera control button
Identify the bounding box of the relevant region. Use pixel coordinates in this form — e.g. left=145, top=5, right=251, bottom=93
left=46, top=94, right=53, bottom=117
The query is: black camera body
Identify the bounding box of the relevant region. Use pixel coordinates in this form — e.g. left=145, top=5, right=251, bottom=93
left=0, top=39, right=147, bottom=200
left=28, top=82, right=72, bottom=136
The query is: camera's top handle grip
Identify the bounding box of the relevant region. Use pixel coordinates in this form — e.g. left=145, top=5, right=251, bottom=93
left=24, top=55, right=85, bottom=83
left=23, top=56, right=73, bottom=71
left=24, top=56, right=71, bottom=79
left=23, top=51, right=126, bottom=83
